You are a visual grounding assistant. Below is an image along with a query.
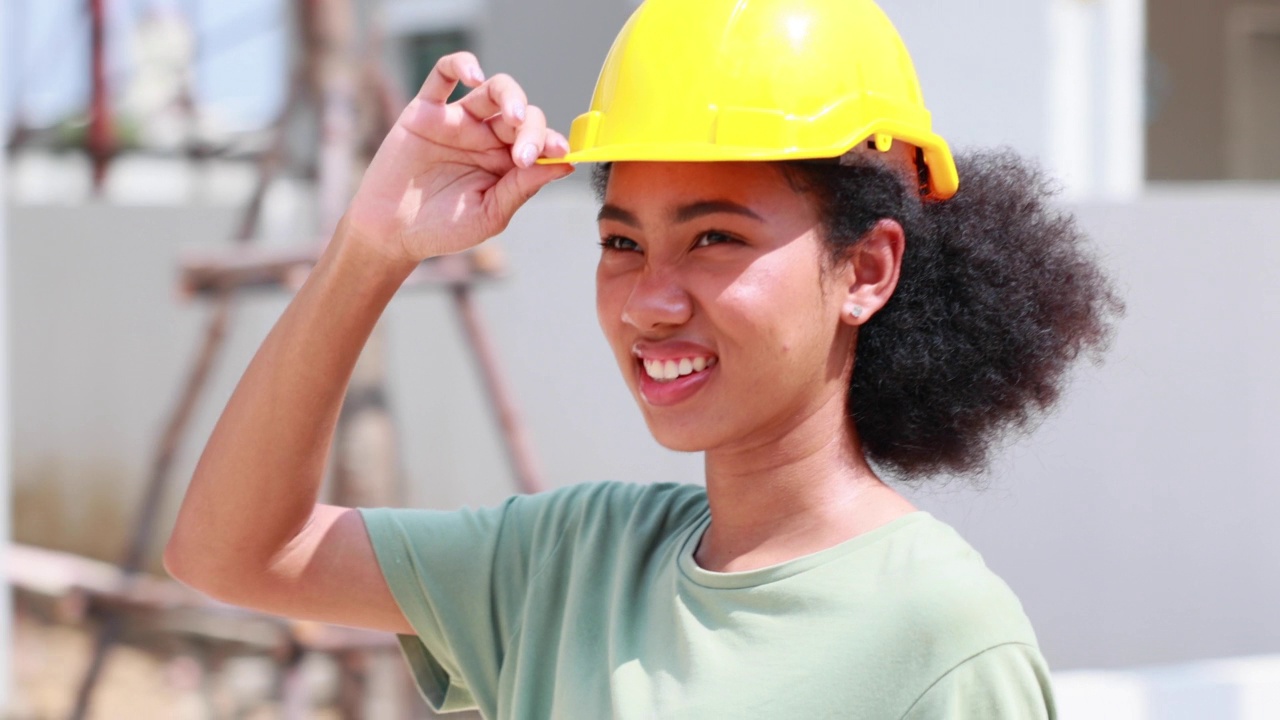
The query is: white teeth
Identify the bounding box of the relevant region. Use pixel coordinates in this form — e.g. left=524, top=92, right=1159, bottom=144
left=642, top=356, right=716, bottom=382
left=645, top=359, right=662, bottom=379
left=663, top=360, right=678, bottom=380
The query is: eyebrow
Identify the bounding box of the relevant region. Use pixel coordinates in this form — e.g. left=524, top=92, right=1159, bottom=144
left=597, top=199, right=764, bottom=227
left=597, top=204, right=640, bottom=226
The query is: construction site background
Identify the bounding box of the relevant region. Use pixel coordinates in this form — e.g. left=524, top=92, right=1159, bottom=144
left=4, top=0, right=1279, bottom=717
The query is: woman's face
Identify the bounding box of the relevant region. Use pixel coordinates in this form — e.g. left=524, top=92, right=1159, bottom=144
left=596, top=162, right=858, bottom=453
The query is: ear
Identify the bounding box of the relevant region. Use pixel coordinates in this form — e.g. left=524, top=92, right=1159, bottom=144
left=839, top=219, right=904, bottom=326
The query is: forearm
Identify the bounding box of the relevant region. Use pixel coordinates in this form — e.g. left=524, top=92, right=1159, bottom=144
left=165, top=224, right=416, bottom=598
left=163, top=52, right=566, bottom=625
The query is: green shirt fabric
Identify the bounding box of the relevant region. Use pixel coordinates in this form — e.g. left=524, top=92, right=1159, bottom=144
left=359, top=481, right=1055, bottom=719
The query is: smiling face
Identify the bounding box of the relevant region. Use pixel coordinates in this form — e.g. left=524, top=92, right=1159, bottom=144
left=595, top=162, right=861, bottom=454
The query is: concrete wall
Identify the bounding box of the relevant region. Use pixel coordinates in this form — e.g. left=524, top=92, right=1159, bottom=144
left=9, top=181, right=1279, bottom=671
left=10, top=205, right=256, bottom=565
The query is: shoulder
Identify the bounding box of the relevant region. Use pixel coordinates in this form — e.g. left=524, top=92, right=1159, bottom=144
left=842, top=514, right=1046, bottom=703
left=879, top=514, right=1041, bottom=649
left=833, top=514, right=1052, bottom=716
left=369, top=481, right=708, bottom=570
left=899, top=642, right=1055, bottom=720
left=361, top=481, right=706, bottom=568
left=499, top=480, right=705, bottom=533
left=511, top=481, right=708, bottom=556
left=513, top=479, right=705, bottom=518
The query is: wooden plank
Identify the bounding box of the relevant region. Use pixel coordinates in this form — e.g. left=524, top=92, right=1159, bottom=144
left=178, top=244, right=507, bottom=296
left=6, top=543, right=397, bottom=652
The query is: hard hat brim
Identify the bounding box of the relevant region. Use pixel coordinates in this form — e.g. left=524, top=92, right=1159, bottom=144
left=539, top=139, right=960, bottom=201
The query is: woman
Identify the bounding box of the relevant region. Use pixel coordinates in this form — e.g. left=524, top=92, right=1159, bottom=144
left=166, top=0, right=1120, bottom=717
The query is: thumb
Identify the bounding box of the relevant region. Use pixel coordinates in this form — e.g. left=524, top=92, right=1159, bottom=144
left=485, top=163, right=576, bottom=233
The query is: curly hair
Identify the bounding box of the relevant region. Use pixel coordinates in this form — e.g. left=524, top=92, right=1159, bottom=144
left=592, top=150, right=1123, bottom=481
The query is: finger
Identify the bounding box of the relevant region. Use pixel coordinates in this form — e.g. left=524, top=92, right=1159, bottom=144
left=486, top=164, right=577, bottom=233
left=417, top=52, right=485, bottom=104
left=509, top=105, right=549, bottom=168
left=461, top=73, right=528, bottom=127
left=456, top=77, right=506, bottom=121
left=485, top=101, right=546, bottom=148
left=544, top=130, right=570, bottom=159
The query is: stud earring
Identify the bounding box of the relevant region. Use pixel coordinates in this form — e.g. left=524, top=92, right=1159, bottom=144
left=849, top=305, right=864, bottom=319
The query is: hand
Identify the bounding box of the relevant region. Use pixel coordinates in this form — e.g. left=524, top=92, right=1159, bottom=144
left=343, top=52, right=574, bottom=265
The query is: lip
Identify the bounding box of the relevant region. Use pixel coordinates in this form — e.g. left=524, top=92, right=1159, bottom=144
left=632, top=341, right=718, bottom=407
left=632, top=340, right=717, bottom=361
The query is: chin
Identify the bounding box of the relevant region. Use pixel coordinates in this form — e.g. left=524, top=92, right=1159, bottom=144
left=639, top=412, right=719, bottom=453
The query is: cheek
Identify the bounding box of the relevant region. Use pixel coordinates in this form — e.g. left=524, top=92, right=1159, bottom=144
left=715, top=258, right=832, bottom=355
left=595, top=267, right=628, bottom=349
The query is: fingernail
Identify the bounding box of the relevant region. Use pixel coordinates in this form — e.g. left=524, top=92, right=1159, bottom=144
left=518, top=144, right=536, bottom=167
left=511, top=103, right=527, bottom=122
left=468, top=68, right=485, bottom=84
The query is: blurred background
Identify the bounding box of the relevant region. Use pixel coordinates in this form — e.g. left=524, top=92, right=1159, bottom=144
left=1, top=0, right=1278, bottom=717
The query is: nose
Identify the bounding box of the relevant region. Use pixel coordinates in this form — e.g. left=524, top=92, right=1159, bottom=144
left=620, top=267, right=693, bottom=332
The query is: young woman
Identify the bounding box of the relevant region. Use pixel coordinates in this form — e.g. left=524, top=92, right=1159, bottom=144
left=167, top=0, right=1120, bottom=716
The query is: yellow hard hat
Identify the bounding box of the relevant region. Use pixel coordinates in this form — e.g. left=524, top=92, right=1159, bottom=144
left=546, top=0, right=959, bottom=199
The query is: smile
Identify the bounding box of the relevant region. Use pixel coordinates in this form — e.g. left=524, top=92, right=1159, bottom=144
left=642, top=356, right=717, bottom=382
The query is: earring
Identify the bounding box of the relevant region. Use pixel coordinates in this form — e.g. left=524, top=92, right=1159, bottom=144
left=849, top=305, right=864, bottom=319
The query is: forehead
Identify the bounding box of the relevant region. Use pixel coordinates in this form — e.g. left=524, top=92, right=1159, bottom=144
left=600, top=162, right=814, bottom=224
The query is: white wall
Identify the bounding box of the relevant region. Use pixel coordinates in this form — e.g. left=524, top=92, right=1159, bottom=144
left=908, top=186, right=1280, bottom=668
left=877, top=0, right=1051, bottom=161
left=10, top=181, right=1279, bottom=670
left=879, top=0, right=1146, bottom=199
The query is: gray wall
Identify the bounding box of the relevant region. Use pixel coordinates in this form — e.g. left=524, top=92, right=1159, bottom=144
left=9, top=182, right=1280, bottom=670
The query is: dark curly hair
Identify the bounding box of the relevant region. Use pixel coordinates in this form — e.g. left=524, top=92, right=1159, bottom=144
left=592, top=149, right=1123, bottom=481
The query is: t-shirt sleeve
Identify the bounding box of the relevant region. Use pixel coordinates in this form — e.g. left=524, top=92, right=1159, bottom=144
left=358, top=488, right=579, bottom=714
left=899, top=643, right=1057, bottom=720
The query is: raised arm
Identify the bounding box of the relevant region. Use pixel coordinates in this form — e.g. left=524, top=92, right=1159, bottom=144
left=164, top=54, right=572, bottom=633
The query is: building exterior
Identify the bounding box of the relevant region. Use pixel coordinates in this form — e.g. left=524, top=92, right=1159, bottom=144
left=1148, top=0, right=1280, bottom=181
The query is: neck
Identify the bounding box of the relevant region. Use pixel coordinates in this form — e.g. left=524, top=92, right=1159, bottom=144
left=697, top=398, right=915, bottom=572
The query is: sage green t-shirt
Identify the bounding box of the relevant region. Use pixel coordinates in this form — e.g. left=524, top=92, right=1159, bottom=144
left=360, top=482, right=1055, bottom=719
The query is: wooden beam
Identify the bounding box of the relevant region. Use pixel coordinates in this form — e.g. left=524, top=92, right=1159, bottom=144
left=7, top=543, right=396, bottom=653
left=179, top=244, right=508, bottom=297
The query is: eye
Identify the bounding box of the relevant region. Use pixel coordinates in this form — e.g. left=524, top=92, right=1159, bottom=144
left=693, top=230, right=739, bottom=249
left=599, top=235, right=641, bottom=253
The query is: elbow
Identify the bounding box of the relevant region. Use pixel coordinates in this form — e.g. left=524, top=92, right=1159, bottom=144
left=163, top=529, right=212, bottom=595
left=164, top=526, right=240, bottom=603
left=164, top=520, right=294, bottom=610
